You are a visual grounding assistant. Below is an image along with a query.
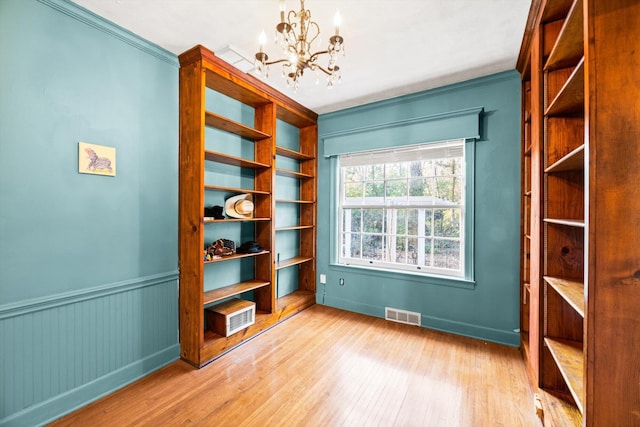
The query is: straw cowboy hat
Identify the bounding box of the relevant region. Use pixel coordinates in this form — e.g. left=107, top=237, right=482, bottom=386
left=225, top=193, right=254, bottom=219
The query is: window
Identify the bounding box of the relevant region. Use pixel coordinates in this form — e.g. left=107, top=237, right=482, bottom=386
left=338, top=139, right=466, bottom=277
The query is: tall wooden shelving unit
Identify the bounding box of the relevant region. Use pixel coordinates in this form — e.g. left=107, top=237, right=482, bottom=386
left=178, top=45, right=317, bottom=367
left=517, top=0, right=640, bottom=425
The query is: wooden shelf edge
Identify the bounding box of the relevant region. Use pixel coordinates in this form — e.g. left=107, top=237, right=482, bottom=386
left=545, top=144, right=585, bottom=173
left=544, top=0, right=584, bottom=71
left=276, top=145, right=315, bottom=160
left=204, top=250, right=270, bottom=265
left=205, top=150, right=271, bottom=169
left=543, top=218, right=585, bottom=228
left=205, top=185, right=269, bottom=195
left=275, top=225, right=314, bottom=231
left=205, top=111, right=270, bottom=140
left=276, top=199, right=315, bottom=204
left=544, top=337, right=585, bottom=415
left=204, top=217, right=270, bottom=223
left=544, top=276, right=585, bottom=317
left=275, top=256, right=314, bottom=270
left=545, top=58, right=585, bottom=117
left=276, top=168, right=314, bottom=179
left=203, top=280, right=271, bottom=305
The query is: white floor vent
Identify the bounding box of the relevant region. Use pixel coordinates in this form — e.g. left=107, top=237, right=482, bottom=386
left=206, top=299, right=255, bottom=337
left=385, top=307, right=421, bottom=327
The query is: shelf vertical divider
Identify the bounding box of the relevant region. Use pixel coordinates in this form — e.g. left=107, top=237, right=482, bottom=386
left=178, top=58, right=206, bottom=364
left=254, top=102, right=277, bottom=314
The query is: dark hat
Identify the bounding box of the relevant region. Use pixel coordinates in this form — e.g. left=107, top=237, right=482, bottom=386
left=204, top=205, right=225, bottom=220
left=236, top=241, right=264, bottom=254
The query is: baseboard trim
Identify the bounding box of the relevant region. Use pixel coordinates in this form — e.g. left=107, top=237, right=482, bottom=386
left=321, top=295, right=519, bottom=347
left=0, top=344, right=180, bottom=427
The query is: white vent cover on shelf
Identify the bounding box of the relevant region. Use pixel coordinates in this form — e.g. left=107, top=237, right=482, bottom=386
left=227, top=305, right=255, bottom=336
left=385, top=307, right=421, bottom=327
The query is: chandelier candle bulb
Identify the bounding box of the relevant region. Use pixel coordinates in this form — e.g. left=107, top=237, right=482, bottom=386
left=279, top=0, right=286, bottom=22
left=258, top=31, right=267, bottom=52
left=334, top=10, right=341, bottom=36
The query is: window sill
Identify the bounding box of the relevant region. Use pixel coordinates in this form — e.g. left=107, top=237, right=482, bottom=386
left=328, top=263, right=476, bottom=290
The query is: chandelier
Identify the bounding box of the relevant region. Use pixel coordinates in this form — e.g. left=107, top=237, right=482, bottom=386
left=254, top=0, right=345, bottom=90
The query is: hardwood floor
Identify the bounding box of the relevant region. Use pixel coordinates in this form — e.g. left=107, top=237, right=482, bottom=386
left=51, top=305, right=540, bottom=426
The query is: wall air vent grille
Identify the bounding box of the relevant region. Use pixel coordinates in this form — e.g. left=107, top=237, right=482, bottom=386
left=385, top=307, right=421, bottom=327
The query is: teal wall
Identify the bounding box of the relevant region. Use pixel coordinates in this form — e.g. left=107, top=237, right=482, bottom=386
left=0, top=0, right=179, bottom=425
left=317, top=71, right=522, bottom=346
left=0, top=0, right=521, bottom=424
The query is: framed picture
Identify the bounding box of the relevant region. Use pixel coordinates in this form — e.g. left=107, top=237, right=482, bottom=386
left=78, top=142, right=116, bottom=177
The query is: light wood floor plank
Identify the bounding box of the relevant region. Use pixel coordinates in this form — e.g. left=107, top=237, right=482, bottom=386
left=50, top=305, right=539, bottom=426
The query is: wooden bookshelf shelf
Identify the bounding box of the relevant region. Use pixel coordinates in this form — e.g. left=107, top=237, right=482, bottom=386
left=204, top=150, right=270, bottom=169
left=276, top=199, right=314, bottom=204
left=205, top=111, right=270, bottom=140
left=204, top=250, right=270, bottom=265
left=545, top=58, right=584, bottom=117
left=275, top=225, right=314, bottom=231
left=275, top=256, right=313, bottom=270
left=544, top=338, right=585, bottom=414
left=203, top=280, right=271, bottom=306
left=545, top=144, right=584, bottom=173
left=204, top=185, right=270, bottom=195
left=276, top=145, right=314, bottom=160
left=544, top=276, right=584, bottom=317
left=544, top=0, right=584, bottom=71
left=204, top=217, right=270, bottom=223
left=543, top=218, right=585, bottom=228
left=276, top=168, right=314, bottom=179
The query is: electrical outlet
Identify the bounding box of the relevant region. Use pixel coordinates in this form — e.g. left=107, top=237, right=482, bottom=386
left=320, top=274, right=326, bottom=284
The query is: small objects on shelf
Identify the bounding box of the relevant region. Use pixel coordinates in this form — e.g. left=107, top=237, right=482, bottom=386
left=236, top=241, right=264, bottom=254
left=204, top=239, right=236, bottom=260
left=225, top=193, right=254, bottom=219
left=204, top=205, right=225, bottom=220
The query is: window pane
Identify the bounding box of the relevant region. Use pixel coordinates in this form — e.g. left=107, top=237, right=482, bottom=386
left=342, top=233, right=361, bottom=258
left=409, top=177, right=429, bottom=197
left=435, top=177, right=462, bottom=203
left=434, top=209, right=460, bottom=237
left=409, top=161, right=423, bottom=177
left=424, top=238, right=433, bottom=267
left=364, top=164, right=384, bottom=180
left=385, top=179, right=408, bottom=198
left=394, top=236, right=406, bottom=263
left=364, top=181, right=384, bottom=198
left=344, top=166, right=363, bottom=182
left=434, top=239, right=460, bottom=270
left=363, top=209, right=383, bottom=233
left=362, top=235, right=383, bottom=260
left=407, top=237, right=418, bottom=265
left=395, top=209, right=406, bottom=234
left=424, top=209, right=433, bottom=236
left=345, top=182, right=362, bottom=198
left=343, top=209, right=362, bottom=233
left=407, top=208, right=418, bottom=235
left=385, top=163, right=408, bottom=179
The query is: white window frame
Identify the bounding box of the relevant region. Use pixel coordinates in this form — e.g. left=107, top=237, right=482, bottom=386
left=337, top=139, right=467, bottom=278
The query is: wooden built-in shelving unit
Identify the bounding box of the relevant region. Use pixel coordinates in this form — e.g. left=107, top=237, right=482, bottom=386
left=517, top=0, right=640, bottom=425
left=178, top=45, right=317, bottom=367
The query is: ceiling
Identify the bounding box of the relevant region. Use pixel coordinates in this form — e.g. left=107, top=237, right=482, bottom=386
left=72, top=0, right=532, bottom=114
